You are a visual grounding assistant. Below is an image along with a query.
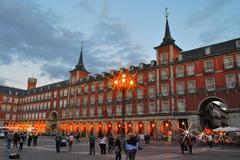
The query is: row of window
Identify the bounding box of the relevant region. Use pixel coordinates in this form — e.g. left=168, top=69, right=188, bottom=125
left=11, top=112, right=46, bottom=120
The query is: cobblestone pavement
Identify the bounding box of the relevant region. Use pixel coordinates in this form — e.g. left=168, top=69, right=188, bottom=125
left=0, top=136, right=240, bottom=160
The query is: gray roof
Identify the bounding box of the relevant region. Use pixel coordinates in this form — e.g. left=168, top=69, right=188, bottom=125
left=181, top=38, right=240, bottom=61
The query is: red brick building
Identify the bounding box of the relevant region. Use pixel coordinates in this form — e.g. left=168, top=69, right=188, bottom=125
left=1, top=16, right=240, bottom=138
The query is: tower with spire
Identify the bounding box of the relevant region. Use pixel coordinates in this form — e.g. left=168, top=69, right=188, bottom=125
left=70, top=42, right=89, bottom=84
left=154, top=8, right=182, bottom=65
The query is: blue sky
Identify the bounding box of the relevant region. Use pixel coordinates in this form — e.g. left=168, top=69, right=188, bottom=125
left=0, top=0, right=239, bottom=89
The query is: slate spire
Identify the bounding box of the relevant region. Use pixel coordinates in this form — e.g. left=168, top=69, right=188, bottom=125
left=74, top=41, right=88, bottom=72
left=161, top=8, right=175, bottom=45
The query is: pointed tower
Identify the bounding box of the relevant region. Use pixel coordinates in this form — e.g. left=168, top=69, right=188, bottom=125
left=70, top=42, right=89, bottom=84
left=154, top=8, right=182, bottom=65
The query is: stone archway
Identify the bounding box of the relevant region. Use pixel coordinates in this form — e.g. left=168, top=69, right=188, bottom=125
left=199, top=97, right=228, bottom=129
left=48, top=111, right=58, bottom=131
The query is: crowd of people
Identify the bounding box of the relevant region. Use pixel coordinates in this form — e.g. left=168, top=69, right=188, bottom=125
left=54, top=131, right=150, bottom=160
left=5, top=131, right=39, bottom=152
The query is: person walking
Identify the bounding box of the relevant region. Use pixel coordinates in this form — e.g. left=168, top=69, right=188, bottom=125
left=27, top=132, right=33, bottom=146
left=68, top=133, right=74, bottom=152
left=89, top=132, right=96, bottom=155
left=33, top=133, right=38, bottom=146
left=18, top=132, right=26, bottom=152
left=125, top=133, right=138, bottom=160
left=13, top=132, right=19, bottom=148
left=99, top=134, right=107, bottom=155
left=55, top=132, right=62, bottom=153
left=208, top=134, right=213, bottom=148
left=108, top=134, right=114, bottom=154
left=114, top=136, right=121, bottom=160
left=7, top=131, right=14, bottom=150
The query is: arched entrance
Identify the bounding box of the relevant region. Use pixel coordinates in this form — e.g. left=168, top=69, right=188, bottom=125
left=48, top=111, right=58, bottom=131
left=199, top=97, right=228, bottom=129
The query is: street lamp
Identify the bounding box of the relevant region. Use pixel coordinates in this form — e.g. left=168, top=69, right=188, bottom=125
left=112, top=69, right=135, bottom=138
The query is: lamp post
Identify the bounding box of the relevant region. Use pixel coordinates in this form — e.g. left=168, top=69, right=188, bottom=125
left=113, top=70, right=135, bottom=138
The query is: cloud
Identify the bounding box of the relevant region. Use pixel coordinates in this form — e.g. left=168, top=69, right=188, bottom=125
left=0, top=0, right=147, bottom=82
left=78, top=1, right=147, bottom=73
left=198, top=13, right=240, bottom=43
left=186, top=0, right=230, bottom=27
left=0, top=79, right=6, bottom=85
left=0, top=0, right=84, bottom=78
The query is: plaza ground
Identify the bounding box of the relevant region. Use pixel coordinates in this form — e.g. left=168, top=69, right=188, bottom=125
left=0, top=136, right=239, bottom=160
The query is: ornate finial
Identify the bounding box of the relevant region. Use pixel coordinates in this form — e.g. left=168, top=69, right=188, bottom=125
left=165, top=8, right=169, bottom=18
left=81, top=41, right=84, bottom=50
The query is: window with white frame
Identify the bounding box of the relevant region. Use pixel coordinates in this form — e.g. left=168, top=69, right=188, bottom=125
left=76, top=109, right=80, bottom=118
left=53, top=101, right=57, bottom=109
left=64, top=89, right=68, bottom=96
left=149, top=102, right=156, bottom=114
left=107, top=92, right=112, bottom=103
left=77, top=86, right=81, bottom=94
left=127, top=90, right=132, bottom=100
left=176, top=82, right=185, bottom=95
left=91, top=83, right=95, bottom=92
left=239, top=74, right=240, bottom=85
left=63, top=99, right=67, bottom=108
left=176, top=66, right=184, bottom=77
left=224, top=56, right=233, bottom=69
left=161, top=84, right=169, bottom=96
left=205, top=78, right=215, bottom=91
left=43, top=112, right=46, bottom=119
left=76, top=98, right=80, bottom=106
left=126, top=104, right=132, bottom=115
left=98, top=93, right=103, bottom=103
left=148, top=71, right=155, bottom=82
left=137, top=88, right=143, bottom=99
left=137, top=74, right=143, bottom=84
left=116, top=105, right=122, bottom=116
left=117, top=92, right=122, bottom=102
left=90, top=107, right=94, bottom=117
left=82, top=108, right=87, bottom=117
left=137, top=103, right=144, bottom=115
left=98, top=107, right=102, bottom=117
left=59, top=100, right=63, bottom=108
left=83, top=96, right=88, bottom=105
left=187, top=63, right=195, bottom=76
left=148, top=86, right=155, bottom=98
left=204, top=60, right=214, bottom=72
left=236, top=54, right=240, bottom=66
left=161, top=101, right=169, bottom=113
left=108, top=81, right=112, bottom=89
left=107, top=106, right=112, bottom=116
left=188, top=80, right=196, bottom=93
left=90, top=95, right=95, bottom=105
left=177, top=99, right=186, bottom=112
left=84, top=85, right=88, bottom=93
left=99, top=81, right=104, bottom=91
left=225, top=74, right=236, bottom=89
left=161, top=69, right=168, bottom=80
left=70, top=87, right=74, bottom=95
left=161, top=53, right=168, bottom=64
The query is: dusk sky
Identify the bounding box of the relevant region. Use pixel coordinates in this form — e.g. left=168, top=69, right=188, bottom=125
left=0, top=0, right=239, bottom=89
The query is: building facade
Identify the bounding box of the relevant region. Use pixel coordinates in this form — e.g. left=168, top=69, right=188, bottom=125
left=1, top=16, right=240, bottom=138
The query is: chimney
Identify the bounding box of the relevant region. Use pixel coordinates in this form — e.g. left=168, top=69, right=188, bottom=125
left=27, top=77, right=37, bottom=90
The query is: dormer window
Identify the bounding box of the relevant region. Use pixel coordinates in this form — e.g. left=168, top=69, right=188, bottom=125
left=130, top=65, right=135, bottom=71
left=205, top=47, right=211, bottom=55
left=177, top=54, right=183, bottom=61
left=150, top=60, right=156, bottom=66
left=140, top=63, right=145, bottom=69
left=236, top=40, right=240, bottom=48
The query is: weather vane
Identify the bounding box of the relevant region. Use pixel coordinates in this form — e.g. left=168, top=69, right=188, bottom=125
left=165, top=8, right=169, bottom=18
